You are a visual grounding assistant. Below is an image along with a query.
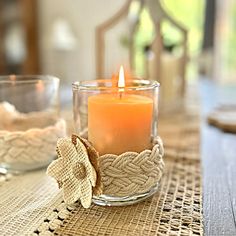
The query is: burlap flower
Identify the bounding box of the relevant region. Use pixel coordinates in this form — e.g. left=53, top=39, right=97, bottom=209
left=47, top=135, right=97, bottom=208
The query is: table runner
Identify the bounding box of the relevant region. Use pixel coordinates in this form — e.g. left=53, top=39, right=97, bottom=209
left=0, top=171, right=62, bottom=235
left=36, top=112, right=202, bottom=236
left=0, top=110, right=203, bottom=236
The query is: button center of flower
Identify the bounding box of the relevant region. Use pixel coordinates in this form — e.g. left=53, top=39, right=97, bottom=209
left=73, top=162, right=87, bottom=180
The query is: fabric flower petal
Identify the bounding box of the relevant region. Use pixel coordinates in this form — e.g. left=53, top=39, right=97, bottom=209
left=47, top=135, right=99, bottom=208
left=79, top=178, right=93, bottom=208
left=46, top=158, right=67, bottom=182
left=57, top=138, right=79, bottom=166
left=89, top=165, right=97, bottom=187
left=63, top=179, right=81, bottom=204
left=74, top=138, right=97, bottom=187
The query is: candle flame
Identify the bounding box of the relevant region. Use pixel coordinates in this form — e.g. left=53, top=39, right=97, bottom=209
left=118, top=66, right=125, bottom=89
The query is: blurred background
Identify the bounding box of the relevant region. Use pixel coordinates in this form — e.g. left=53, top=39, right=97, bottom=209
left=0, top=0, right=235, bottom=93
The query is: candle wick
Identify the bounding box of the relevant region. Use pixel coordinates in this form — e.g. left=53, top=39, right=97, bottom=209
left=118, top=87, right=124, bottom=99
left=119, top=92, right=122, bottom=99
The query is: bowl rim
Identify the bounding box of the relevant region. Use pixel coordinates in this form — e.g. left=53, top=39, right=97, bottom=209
left=0, top=75, right=60, bottom=84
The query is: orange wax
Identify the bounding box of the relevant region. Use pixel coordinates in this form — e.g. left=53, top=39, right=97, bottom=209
left=88, top=94, right=153, bottom=155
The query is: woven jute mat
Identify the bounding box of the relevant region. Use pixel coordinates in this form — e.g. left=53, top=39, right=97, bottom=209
left=34, top=111, right=202, bottom=236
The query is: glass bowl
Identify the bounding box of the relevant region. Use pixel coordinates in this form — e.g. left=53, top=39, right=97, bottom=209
left=0, top=75, right=66, bottom=172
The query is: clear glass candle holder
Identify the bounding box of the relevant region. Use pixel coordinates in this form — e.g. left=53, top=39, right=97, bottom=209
left=0, top=75, right=66, bottom=173
left=73, top=79, right=160, bottom=206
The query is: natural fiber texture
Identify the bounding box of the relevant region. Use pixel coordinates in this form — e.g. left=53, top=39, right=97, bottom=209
left=0, top=102, right=66, bottom=168
left=0, top=170, right=63, bottom=236
left=47, top=134, right=164, bottom=206
left=33, top=111, right=202, bottom=236
left=0, top=96, right=202, bottom=235
left=47, top=136, right=97, bottom=208
left=76, top=136, right=103, bottom=196
left=99, top=138, right=164, bottom=196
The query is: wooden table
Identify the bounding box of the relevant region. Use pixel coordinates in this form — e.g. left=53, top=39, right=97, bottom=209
left=200, top=80, right=236, bottom=235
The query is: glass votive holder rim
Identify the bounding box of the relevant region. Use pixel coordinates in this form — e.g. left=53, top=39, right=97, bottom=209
left=72, top=79, right=160, bottom=92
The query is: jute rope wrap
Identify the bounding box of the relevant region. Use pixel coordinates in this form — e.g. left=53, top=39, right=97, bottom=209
left=0, top=102, right=66, bottom=167
left=47, top=135, right=164, bottom=208
left=100, top=138, right=164, bottom=196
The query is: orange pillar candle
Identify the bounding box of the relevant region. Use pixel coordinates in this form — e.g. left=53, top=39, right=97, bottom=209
left=88, top=67, right=153, bottom=155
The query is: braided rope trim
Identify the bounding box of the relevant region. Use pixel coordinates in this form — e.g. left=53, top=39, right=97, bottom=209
left=47, top=135, right=164, bottom=207
left=0, top=119, right=66, bottom=166
left=99, top=137, right=164, bottom=197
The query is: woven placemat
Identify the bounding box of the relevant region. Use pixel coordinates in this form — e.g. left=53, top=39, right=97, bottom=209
left=0, top=170, right=63, bottom=236
left=34, top=112, right=202, bottom=236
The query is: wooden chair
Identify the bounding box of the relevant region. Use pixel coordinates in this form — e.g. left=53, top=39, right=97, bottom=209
left=95, top=0, right=188, bottom=97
